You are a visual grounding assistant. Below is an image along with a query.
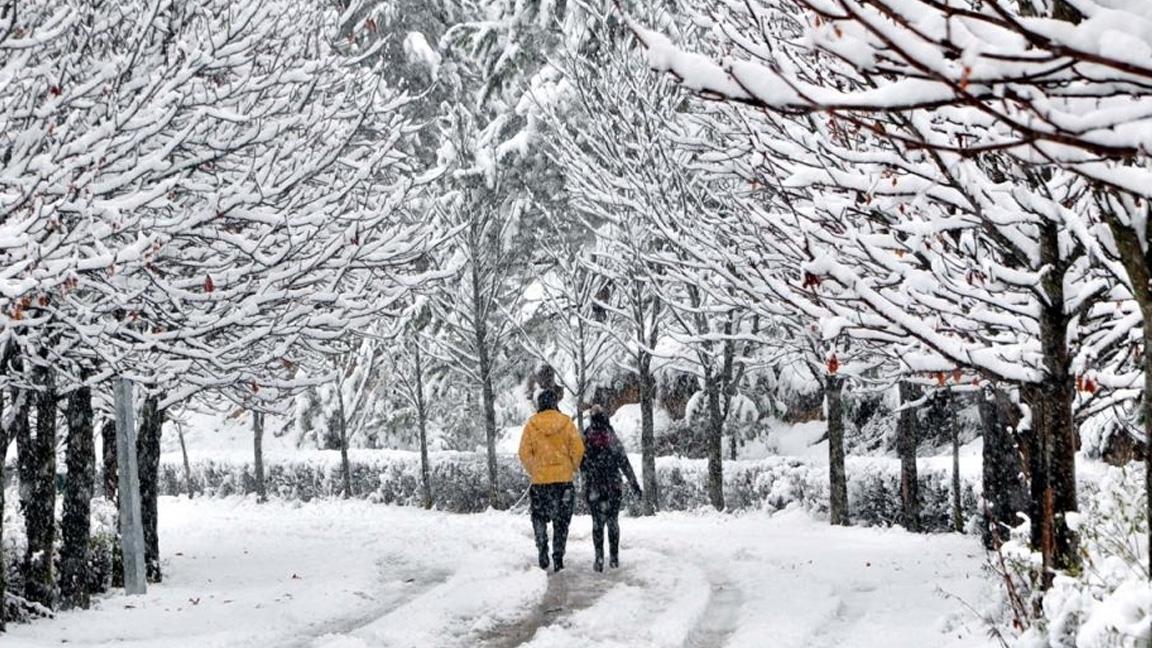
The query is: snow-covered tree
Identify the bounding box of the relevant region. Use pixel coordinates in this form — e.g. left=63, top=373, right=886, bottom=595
left=517, top=232, right=616, bottom=432
left=622, top=0, right=1146, bottom=577
left=0, top=0, right=426, bottom=601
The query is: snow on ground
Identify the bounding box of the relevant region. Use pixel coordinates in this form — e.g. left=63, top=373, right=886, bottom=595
left=6, top=498, right=998, bottom=648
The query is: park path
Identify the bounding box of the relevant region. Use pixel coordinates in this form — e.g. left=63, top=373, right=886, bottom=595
left=4, top=499, right=992, bottom=648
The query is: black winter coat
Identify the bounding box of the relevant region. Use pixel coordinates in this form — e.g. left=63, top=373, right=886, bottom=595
left=580, top=423, right=640, bottom=503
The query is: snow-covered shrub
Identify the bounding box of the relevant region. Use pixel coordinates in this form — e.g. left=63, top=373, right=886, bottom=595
left=0, top=489, right=117, bottom=623
left=1001, top=466, right=1151, bottom=648
left=161, top=450, right=532, bottom=511
left=708, top=456, right=978, bottom=531
left=2, top=486, right=23, bottom=603
left=86, top=497, right=120, bottom=594
left=162, top=451, right=980, bottom=530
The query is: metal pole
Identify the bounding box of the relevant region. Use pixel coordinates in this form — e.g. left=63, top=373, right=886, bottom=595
left=115, top=377, right=147, bottom=595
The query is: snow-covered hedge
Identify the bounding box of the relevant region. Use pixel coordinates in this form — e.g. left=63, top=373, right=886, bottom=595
left=159, top=450, right=531, bottom=511
left=159, top=450, right=980, bottom=531
left=1007, top=466, right=1151, bottom=647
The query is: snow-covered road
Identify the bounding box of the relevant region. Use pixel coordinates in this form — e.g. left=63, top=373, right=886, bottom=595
left=6, top=498, right=997, bottom=648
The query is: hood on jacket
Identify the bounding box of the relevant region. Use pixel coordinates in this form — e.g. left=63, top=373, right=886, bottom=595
left=531, top=409, right=570, bottom=435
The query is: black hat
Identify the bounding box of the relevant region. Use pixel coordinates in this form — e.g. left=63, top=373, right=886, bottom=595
left=536, top=389, right=558, bottom=412
left=589, top=404, right=610, bottom=427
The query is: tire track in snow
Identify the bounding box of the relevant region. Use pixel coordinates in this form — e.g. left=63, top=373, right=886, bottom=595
left=283, top=558, right=452, bottom=648
left=682, top=571, right=742, bottom=648
left=636, top=540, right=744, bottom=648
left=477, top=541, right=744, bottom=648
left=476, top=558, right=619, bottom=647
left=798, top=582, right=872, bottom=648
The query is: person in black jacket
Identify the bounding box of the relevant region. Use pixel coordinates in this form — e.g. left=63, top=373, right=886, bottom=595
left=580, top=405, right=642, bottom=572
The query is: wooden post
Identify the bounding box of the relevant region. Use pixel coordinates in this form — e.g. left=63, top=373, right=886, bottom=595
left=115, top=378, right=147, bottom=595
left=826, top=374, right=849, bottom=526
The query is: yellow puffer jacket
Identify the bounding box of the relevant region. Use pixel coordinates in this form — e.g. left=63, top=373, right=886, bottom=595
left=518, top=409, right=585, bottom=485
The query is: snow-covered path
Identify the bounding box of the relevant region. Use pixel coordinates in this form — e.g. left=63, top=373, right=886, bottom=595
left=6, top=498, right=997, bottom=648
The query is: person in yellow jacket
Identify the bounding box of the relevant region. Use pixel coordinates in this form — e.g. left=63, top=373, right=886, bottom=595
left=518, top=389, right=584, bottom=572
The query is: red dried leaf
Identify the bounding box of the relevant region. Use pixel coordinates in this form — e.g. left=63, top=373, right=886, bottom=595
left=827, top=354, right=840, bottom=375
left=204, top=275, right=215, bottom=293
left=1078, top=373, right=1096, bottom=394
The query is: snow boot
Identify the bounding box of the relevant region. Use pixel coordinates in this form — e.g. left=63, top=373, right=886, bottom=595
left=538, top=548, right=550, bottom=571
left=593, top=556, right=604, bottom=573
left=609, top=554, right=619, bottom=569
left=553, top=554, right=565, bottom=572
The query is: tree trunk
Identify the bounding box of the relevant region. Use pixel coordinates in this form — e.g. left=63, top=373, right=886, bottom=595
left=19, top=366, right=57, bottom=609
left=1022, top=375, right=1078, bottom=587
left=137, top=396, right=164, bottom=583
left=0, top=388, right=10, bottom=631
left=979, top=387, right=1027, bottom=550
left=826, top=374, right=849, bottom=526
left=99, top=415, right=124, bottom=589
left=414, top=343, right=432, bottom=509
left=1145, top=320, right=1152, bottom=581
left=1045, top=374, right=1078, bottom=571
left=638, top=356, right=658, bottom=515
left=943, top=389, right=964, bottom=532
left=1022, top=383, right=1054, bottom=586
left=576, top=319, right=587, bottom=434
left=1050, top=373, right=1073, bottom=574
left=253, top=411, right=266, bottom=503
left=0, top=452, right=5, bottom=632
left=60, top=381, right=95, bottom=610
left=101, top=417, right=118, bottom=500
left=1036, top=218, right=1079, bottom=576
left=334, top=376, right=352, bottom=499
left=178, top=422, right=193, bottom=499
left=705, top=373, right=725, bottom=511
left=897, top=382, right=921, bottom=532
left=1100, top=198, right=1152, bottom=582
left=479, top=356, right=499, bottom=509
left=470, top=262, right=501, bottom=510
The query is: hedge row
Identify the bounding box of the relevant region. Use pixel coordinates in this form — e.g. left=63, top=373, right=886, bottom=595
left=158, top=450, right=981, bottom=532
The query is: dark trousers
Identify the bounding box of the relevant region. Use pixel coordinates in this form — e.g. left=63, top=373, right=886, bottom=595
left=530, top=483, right=574, bottom=561
left=589, top=495, right=622, bottom=560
